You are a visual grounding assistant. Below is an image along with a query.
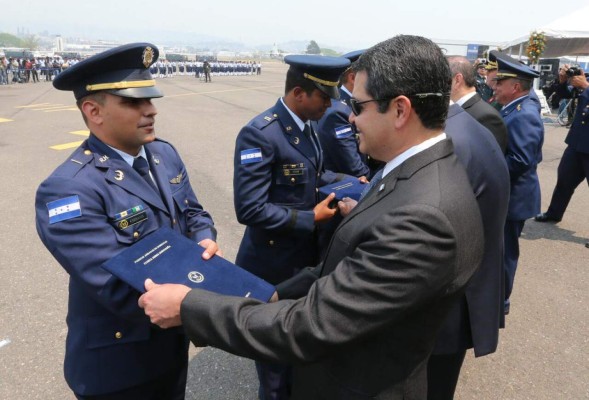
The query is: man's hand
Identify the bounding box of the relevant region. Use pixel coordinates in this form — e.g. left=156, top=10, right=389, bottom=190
left=198, top=239, right=222, bottom=260
left=358, top=175, right=369, bottom=184
left=314, top=193, right=338, bottom=223
left=571, top=71, right=589, bottom=91
left=338, top=197, right=358, bottom=217
left=559, top=64, right=570, bottom=83
left=269, top=291, right=279, bottom=303
left=138, top=279, right=191, bottom=329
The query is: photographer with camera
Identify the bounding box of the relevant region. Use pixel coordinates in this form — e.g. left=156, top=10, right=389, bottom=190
left=536, top=66, right=589, bottom=225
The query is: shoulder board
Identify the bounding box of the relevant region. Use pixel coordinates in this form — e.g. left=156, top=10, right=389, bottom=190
left=53, top=145, right=93, bottom=178
left=250, top=112, right=279, bottom=130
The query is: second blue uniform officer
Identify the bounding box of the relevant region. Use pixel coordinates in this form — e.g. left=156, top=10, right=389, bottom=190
left=233, top=55, right=350, bottom=400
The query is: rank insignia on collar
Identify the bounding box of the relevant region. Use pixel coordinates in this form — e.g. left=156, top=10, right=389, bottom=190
left=293, top=136, right=300, bottom=145
left=517, top=104, right=522, bottom=111
left=143, top=46, right=155, bottom=68
left=286, top=126, right=292, bottom=132
left=169, top=173, right=183, bottom=184
left=99, top=155, right=109, bottom=163
left=114, top=170, right=124, bottom=181
left=264, top=116, right=272, bottom=121
left=153, top=157, right=160, bottom=165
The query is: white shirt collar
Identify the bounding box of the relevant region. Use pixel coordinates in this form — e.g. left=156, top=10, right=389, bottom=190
left=382, top=133, right=447, bottom=178
left=455, top=91, right=477, bottom=106
left=340, top=86, right=353, bottom=98
left=108, top=145, right=148, bottom=167
left=280, top=97, right=306, bottom=131
left=502, top=94, right=529, bottom=110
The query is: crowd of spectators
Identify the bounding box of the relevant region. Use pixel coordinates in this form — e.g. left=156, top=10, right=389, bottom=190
left=0, top=56, right=80, bottom=85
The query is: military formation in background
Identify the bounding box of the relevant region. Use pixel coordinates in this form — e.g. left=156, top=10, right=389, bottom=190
left=149, top=59, right=262, bottom=79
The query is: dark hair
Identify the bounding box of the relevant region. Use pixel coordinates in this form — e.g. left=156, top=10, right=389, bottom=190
left=355, top=35, right=451, bottom=130
left=447, top=56, right=477, bottom=88
left=285, top=68, right=317, bottom=96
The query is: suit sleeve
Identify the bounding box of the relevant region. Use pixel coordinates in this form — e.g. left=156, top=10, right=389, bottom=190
left=505, top=109, right=544, bottom=180
left=180, top=204, right=458, bottom=364
left=35, top=178, right=147, bottom=321
left=233, top=125, right=315, bottom=233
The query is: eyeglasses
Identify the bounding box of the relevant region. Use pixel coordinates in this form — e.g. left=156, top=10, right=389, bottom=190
left=349, top=93, right=445, bottom=116
left=349, top=97, right=392, bottom=116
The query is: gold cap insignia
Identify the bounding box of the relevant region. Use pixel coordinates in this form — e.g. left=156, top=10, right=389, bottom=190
left=143, top=47, right=155, bottom=68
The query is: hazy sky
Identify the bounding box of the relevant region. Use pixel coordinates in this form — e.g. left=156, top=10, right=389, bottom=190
left=1, top=0, right=585, bottom=49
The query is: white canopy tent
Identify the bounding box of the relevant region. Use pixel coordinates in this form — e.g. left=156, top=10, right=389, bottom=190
left=502, top=5, right=589, bottom=59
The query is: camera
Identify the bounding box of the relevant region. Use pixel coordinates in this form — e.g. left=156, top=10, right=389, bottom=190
left=566, top=66, right=583, bottom=77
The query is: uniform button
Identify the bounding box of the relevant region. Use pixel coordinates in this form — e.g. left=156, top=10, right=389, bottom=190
left=115, top=332, right=122, bottom=339
left=269, top=240, right=274, bottom=246
left=290, top=177, right=296, bottom=183
left=315, top=188, right=319, bottom=193
left=84, top=150, right=92, bottom=155
left=133, top=231, right=140, bottom=239
left=583, top=113, right=586, bottom=116
left=184, top=199, right=189, bottom=205
left=317, top=173, right=320, bottom=177
left=172, top=218, right=177, bottom=225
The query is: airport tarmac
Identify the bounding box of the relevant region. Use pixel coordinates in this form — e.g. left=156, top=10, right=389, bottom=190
left=0, top=61, right=587, bottom=399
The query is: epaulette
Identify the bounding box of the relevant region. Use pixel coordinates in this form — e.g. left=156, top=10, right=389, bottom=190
left=53, top=146, right=94, bottom=178
left=251, top=112, right=279, bottom=130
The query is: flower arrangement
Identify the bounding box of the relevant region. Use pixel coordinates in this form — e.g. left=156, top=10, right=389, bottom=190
left=526, top=31, right=546, bottom=64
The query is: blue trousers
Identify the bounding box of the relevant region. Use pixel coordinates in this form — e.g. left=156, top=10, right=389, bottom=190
left=504, top=219, right=526, bottom=304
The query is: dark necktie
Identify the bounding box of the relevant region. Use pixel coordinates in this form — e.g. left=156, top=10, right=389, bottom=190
left=359, top=169, right=384, bottom=201
left=133, top=157, right=158, bottom=192
left=304, top=123, right=320, bottom=160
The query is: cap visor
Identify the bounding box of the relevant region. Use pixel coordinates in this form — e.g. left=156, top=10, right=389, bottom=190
left=107, top=86, right=163, bottom=99
left=314, top=83, right=340, bottom=99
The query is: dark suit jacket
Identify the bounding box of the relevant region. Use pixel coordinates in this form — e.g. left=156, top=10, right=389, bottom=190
left=565, top=88, right=589, bottom=154
left=436, top=104, right=510, bottom=357
left=461, top=93, right=509, bottom=154
left=181, top=139, right=484, bottom=400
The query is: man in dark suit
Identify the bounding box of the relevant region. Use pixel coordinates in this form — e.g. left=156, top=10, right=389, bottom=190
left=535, top=67, right=589, bottom=224
left=35, top=43, right=219, bottom=399
left=139, top=35, right=484, bottom=400
left=427, top=103, right=510, bottom=399
left=492, top=51, right=544, bottom=315
left=447, top=55, right=508, bottom=153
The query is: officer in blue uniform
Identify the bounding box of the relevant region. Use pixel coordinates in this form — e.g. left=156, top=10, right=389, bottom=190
left=491, top=50, right=544, bottom=315
left=233, top=54, right=350, bottom=400
left=35, top=43, right=219, bottom=399
left=535, top=67, right=589, bottom=224
left=315, top=50, right=372, bottom=178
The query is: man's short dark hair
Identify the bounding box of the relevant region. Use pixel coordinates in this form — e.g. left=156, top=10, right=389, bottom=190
left=355, top=35, right=451, bottom=130
left=285, top=68, right=316, bottom=96
left=447, top=56, right=477, bottom=88
left=76, top=92, right=106, bottom=123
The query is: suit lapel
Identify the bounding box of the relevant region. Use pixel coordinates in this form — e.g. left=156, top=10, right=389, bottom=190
left=336, top=139, right=455, bottom=230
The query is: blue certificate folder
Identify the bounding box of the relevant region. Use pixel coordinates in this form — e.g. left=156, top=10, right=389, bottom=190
left=101, top=227, right=275, bottom=302
left=318, top=176, right=365, bottom=203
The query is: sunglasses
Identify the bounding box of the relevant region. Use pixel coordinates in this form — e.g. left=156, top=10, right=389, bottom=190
left=350, top=93, right=445, bottom=116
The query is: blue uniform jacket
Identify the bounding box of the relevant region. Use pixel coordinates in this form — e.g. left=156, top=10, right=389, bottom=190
left=501, top=94, right=544, bottom=220
left=234, top=99, right=342, bottom=284
left=565, top=88, right=589, bottom=154
left=316, top=88, right=370, bottom=178
left=35, top=135, right=216, bottom=396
